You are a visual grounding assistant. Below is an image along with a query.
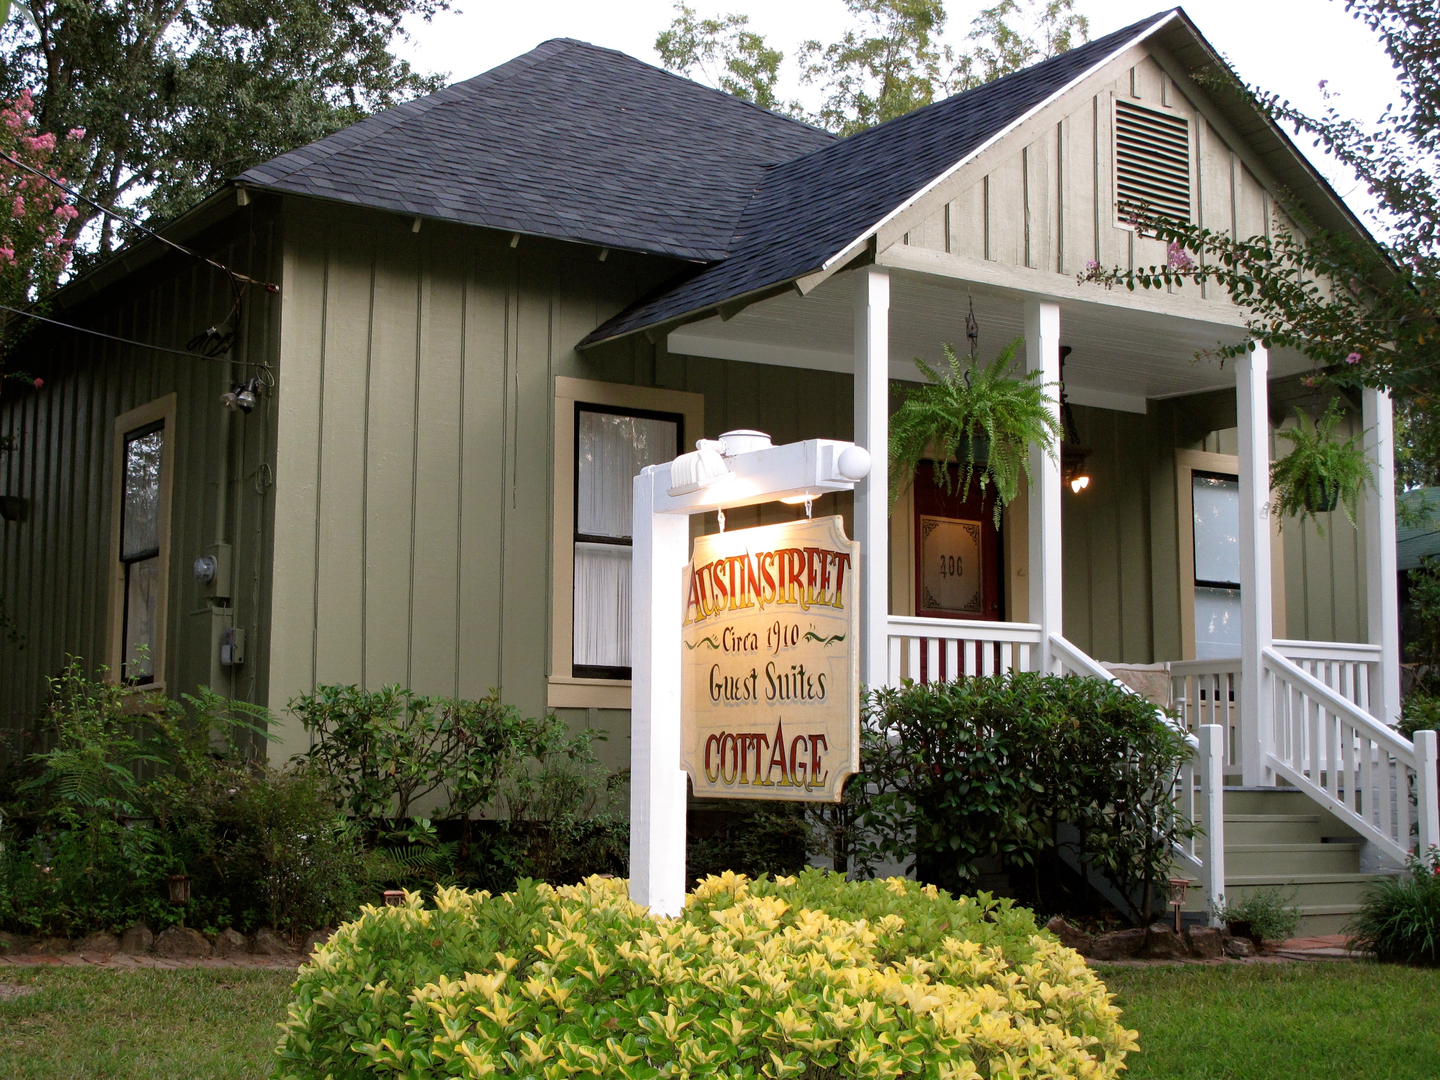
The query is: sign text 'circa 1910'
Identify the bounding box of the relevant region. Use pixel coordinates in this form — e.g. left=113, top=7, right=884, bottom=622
left=680, top=515, right=859, bottom=802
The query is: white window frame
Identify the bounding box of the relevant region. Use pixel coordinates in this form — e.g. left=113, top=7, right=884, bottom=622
left=107, top=394, right=177, bottom=687
left=549, top=377, right=703, bottom=710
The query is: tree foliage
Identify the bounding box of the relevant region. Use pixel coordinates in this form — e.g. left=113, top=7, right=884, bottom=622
left=654, top=0, right=1089, bottom=135
left=654, top=3, right=786, bottom=112
left=1079, top=1, right=1440, bottom=423
left=0, top=0, right=448, bottom=271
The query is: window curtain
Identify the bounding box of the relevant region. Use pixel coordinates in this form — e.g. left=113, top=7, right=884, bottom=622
left=574, top=411, right=677, bottom=670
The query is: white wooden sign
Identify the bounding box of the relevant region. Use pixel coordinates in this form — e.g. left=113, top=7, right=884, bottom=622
left=680, top=515, right=859, bottom=802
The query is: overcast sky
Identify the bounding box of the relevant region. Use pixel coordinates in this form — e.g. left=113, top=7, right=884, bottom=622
left=394, top=1, right=1402, bottom=229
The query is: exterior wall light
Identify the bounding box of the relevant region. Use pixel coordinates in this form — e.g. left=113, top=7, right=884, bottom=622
left=220, top=377, right=261, bottom=413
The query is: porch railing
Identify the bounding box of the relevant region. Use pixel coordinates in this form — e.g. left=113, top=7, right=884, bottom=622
left=885, top=617, right=1042, bottom=685
left=1275, top=639, right=1383, bottom=719
left=1262, top=646, right=1437, bottom=864
left=1170, top=659, right=1241, bottom=771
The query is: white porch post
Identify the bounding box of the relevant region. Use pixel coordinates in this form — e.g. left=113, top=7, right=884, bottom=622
left=854, top=268, right=890, bottom=690
left=1024, top=299, right=1062, bottom=672
left=628, top=465, right=690, bottom=916
left=1362, top=387, right=1401, bottom=725
left=1236, top=345, right=1274, bottom=787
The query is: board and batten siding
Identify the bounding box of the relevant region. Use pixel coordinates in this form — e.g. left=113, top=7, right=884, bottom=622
left=0, top=205, right=281, bottom=728
left=267, top=202, right=857, bottom=764
left=898, top=50, right=1295, bottom=323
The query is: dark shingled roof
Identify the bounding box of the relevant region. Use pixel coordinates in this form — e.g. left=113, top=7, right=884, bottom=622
left=240, top=11, right=1182, bottom=340
left=238, top=38, right=836, bottom=262
left=582, top=9, right=1178, bottom=345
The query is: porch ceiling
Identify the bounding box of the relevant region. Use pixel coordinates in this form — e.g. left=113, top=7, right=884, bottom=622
left=666, top=267, right=1314, bottom=414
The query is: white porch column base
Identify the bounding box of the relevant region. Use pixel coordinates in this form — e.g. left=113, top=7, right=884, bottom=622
left=1024, top=299, right=1062, bottom=672
left=1362, top=387, right=1401, bottom=725
left=854, top=268, right=890, bottom=690
left=1236, top=346, right=1274, bottom=787
left=628, top=466, right=690, bottom=917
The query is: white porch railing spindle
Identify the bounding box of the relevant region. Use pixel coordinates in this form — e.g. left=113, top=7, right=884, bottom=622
left=885, top=617, right=1043, bottom=686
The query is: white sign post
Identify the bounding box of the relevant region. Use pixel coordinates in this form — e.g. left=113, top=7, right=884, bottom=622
left=630, top=434, right=871, bottom=916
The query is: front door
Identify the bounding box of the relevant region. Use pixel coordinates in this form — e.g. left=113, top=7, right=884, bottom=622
left=912, top=460, right=1003, bottom=622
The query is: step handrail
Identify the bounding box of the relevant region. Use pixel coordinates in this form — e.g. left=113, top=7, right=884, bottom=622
left=1260, top=645, right=1434, bottom=864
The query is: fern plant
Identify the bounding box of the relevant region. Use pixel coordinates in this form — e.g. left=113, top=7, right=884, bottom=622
left=1270, top=398, right=1375, bottom=536
left=889, top=337, right=1061, bottom=526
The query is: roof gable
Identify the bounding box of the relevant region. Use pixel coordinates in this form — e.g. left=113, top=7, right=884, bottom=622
left=581, top=9, right=1181, bottom=346
left=239, top=38, right=835, bottom=261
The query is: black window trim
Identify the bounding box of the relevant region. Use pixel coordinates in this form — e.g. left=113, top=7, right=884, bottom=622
left=571, top=401, right=683, bottom=680
left=119, top=418, right=165, bottom=684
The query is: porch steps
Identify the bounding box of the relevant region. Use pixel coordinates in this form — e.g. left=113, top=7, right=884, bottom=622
left=1204, top=787, right=1394, bottom=935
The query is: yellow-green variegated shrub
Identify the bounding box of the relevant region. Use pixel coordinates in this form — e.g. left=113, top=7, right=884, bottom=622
left=275, top=870, right=1136, bottom=1080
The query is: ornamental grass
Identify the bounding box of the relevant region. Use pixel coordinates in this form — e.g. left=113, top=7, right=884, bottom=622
left=274, top=870, right=1136, bottom=1080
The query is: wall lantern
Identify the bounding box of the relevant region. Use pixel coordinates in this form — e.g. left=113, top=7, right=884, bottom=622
left=1058, top=346, right=1091, bottom=494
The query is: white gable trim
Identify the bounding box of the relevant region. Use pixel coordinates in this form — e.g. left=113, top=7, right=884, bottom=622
left=806, top=12, right=1182, bottom=292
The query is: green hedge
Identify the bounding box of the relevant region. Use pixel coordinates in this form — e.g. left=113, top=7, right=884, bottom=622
left=275, top=870, right=1136, bottom=1080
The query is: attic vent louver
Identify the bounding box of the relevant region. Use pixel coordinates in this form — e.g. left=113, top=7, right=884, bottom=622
left=1115, top=99, right=1191, bottom=225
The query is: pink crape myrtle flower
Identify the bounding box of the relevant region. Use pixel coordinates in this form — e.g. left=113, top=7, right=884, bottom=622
left=32, top=378, right=43, bottom=389
left=1346, top=352, right=1362, bottom=365
left=1166, top=241, right=1195, bottom=272
left=10, top=195, right=24, bottom=220
left=66, top=128, right=86, bottom=141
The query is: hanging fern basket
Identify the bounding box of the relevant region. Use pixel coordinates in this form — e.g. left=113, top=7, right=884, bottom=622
left=965, top=431, right=990, bottom=468
left=1303, top=480, right=1341, bottom=515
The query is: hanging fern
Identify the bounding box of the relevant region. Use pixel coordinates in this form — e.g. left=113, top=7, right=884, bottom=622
left=1269, top=399, right=1376, bottom=536
left=889, top=337, right=1061, bottom=527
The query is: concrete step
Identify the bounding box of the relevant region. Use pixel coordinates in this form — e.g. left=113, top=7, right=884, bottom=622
left=1224, top=842, right=1362, bottom=876
left=1221, top=787, right=1322, bottom=815
left=1219, top=813, right=1325, bottom=845
left=1225, top=872, right=1383, bottom=909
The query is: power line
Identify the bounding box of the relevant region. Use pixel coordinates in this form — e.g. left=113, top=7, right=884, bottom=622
left=0, top=147, right=279, bottom=294
left=0, top=303, right=267, bottom=366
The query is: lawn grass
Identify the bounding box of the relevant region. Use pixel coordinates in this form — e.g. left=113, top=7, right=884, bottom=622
left=0, top=967, right=295, bottom=1079
left=1102, top=961, right=1440, bottom=1080
left=1, top=960, right=1436, bottom=1078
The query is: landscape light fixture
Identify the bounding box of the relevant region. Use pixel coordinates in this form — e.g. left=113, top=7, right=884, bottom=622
left=220, top=376, right=261, bottom=413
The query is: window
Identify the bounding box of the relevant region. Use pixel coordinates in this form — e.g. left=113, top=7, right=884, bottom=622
left=108, top=395, right=175, bottom=686
left=549, top=377, right=703, bottom=708
left=1115, top=98, right=1191, bottom=226
left=120, top=423, right=165, bottom=681
left=1192, top=472, right=1241, bottom=660
left=572, top=404, right=680, bottom=679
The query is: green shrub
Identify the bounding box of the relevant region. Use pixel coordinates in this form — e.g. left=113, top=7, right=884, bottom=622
left=687, top=800, right=809, bottom=885
left=174, top=764, right=366, bottom=934
left=1347, top=849, right=1440, bottom=965
left=1217, top=888, right=1303, bottom=943
left=275, top=871, right=1137, bottom=1080
left=290, top=685, right=545, bottom=823
left=1398, top=694, right=1440, bottom=740
left=862, top=673, right=1196, bottom=922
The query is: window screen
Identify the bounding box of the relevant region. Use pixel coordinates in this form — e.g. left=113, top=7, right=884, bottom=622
left=573, top=406, right=680, bottom=678
left=120, top=423, right=164, bottom=682
left=1193, top=473, right=1241, bottom=661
